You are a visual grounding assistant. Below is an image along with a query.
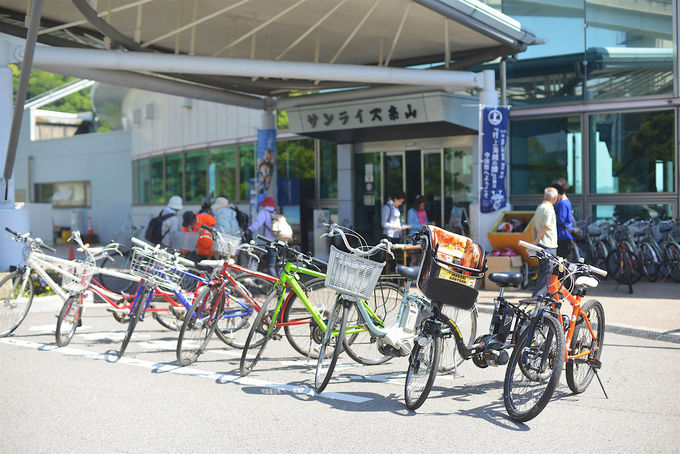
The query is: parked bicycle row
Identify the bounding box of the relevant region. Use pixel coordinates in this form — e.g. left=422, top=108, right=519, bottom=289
left=570, top=217, right=680, bottom=293
left=1, top=224, right=608, bottom=422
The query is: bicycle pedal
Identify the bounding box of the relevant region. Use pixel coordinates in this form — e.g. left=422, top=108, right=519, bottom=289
left=272, top=334, right=282, bottom=340
left=588, top=358, right=602, bottom=369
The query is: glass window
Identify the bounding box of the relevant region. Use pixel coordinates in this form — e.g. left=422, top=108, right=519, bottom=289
left=354, top=152, right=382, bottom=244
left=278, top=139, right=315, bottom=179
left=383, top=154, right=403, bottom=199
left=239, top=143, right=255, bottom=201
left=423, top=152, right=442, bottom=226
left=185, top=150, right=207, bottom=202
left=319, top=140, right=337, bottom=199
left=165, top=154, right=183, bottom=200
left=210, top=146, right=237, bottom=200
left=444, top=147, right=473, bottom=234
left=510, top=116, right=582, bottom=195
left=34, top=182, right=91, bottom=207
left=592, top=204, right=673, bottom=221
left=149, top=157, right=164, bottom=203
left=584, top=0, right=674, bottom=99
left=133, top=159, right=149, bottom=204
left=589, top=110, right=675, bottom=193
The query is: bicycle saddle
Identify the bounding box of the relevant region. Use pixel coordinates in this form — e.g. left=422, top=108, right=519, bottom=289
left=396, top=265, right=420, bottom=281
left=488, top=272, right=523, bottom=288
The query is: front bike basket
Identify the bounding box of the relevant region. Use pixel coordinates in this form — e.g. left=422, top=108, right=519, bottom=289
left=129, top=248, right=187, bottom=292
left=416, top=225, right=485, bottom=310
left=61, top=261, right=95, bottom=293
left=325, top=245, right=385, bottom=300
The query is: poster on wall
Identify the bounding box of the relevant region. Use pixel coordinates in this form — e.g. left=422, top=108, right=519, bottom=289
left=256, top=128, right=277, bottom=205
left=480, top=107, right=509, bottom=213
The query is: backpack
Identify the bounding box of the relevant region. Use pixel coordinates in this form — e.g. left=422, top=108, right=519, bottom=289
left=195, top=228, right=215, bottom=258
left=232, top=206, right=249, bottom=232
left=144, top=210, right=175, bottom=245
left=270, top=212, right=293, bottom=242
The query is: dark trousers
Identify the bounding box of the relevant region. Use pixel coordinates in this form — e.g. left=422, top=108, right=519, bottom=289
left=532, top=247, right=556, bottom=298
left=557, top=239, right=573, bottom=259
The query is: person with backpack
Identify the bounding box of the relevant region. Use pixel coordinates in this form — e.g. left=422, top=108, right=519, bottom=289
left=212, top=197, right=241, bottom=237
left=247, top=196, right=279, bottom=277
left=145, top=195, right=182, bottom=247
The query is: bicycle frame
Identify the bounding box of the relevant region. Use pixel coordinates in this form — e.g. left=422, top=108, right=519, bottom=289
left=23, top=250, right=92, bottom=302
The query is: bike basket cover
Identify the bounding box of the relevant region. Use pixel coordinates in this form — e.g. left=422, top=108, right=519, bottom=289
left=325, top=245, right=385, bottom=300
left=416, top=225, right=484, bottom=310
left=61, top=261, right=95, bottom=293
left=129, top=248, right=187, bottom=292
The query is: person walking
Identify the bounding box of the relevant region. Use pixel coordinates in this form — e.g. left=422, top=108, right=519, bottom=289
left=551, top=178, right=575, bottom=259
left=160, top=195, right=183, bottom=247
left=407, top=195, right=429, bottom=235
left=531, top=187, right=559, bottom=298
left=382, top=190, right=406, bottom=244
left=247, top=196, right=278, bottom=277
left=211, top=197, right=240, bottom=237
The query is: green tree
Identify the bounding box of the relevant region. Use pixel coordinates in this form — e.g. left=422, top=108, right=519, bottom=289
left=12, top=65, right=93, bottom=113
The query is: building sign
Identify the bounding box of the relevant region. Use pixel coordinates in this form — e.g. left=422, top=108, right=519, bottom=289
left=302, top=99, right=424, bottom=131
left=480, top=107, right=509, bottom=213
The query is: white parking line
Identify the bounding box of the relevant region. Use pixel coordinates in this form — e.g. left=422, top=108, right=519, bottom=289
left=0, top=338, right=372, bottom=404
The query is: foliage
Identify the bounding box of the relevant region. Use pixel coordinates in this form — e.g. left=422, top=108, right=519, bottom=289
left=12, top=65, right=92, bottom=113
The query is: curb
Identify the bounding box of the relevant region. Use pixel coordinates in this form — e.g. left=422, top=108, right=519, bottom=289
left=475, top=305, right=680, bottom=344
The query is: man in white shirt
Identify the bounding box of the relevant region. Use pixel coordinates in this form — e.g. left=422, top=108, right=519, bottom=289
left=532, top=187, right=558, bottom=298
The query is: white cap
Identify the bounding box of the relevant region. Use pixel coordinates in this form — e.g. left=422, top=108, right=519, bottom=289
left=211, top=197, right=229, bottom=211
left=168, top=195, right=183, bottom=210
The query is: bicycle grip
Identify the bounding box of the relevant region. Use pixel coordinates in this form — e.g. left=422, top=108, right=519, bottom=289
left=131, top=237, right=152, bottom=248
left=589, top=265, right=608, bottom=277
left=5, top=226, right=18, bottom=236
left=42, top=243, right=57, bottom=253
left=311, top=256, right=328, bottom=268
left=177, top=256, right=195, bottom=267
left=256, top=234, right=274, bottom=243
left=252, top=245, right=268, bottom=254
left=518, top=240, right=542, bottom=252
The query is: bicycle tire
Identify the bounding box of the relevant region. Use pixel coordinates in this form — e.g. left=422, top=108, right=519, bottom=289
left=439, top=305, right=477, bottom=372
left=151, top=295, right=184, bottom=331
left=98, top=252, right=134, bottom=294
left=342, top=281, right=402, bottom=366
left=503, top=313, right=564, bottom=422
left=239, top=288, right=279, bottom=376
left=665, top=243, right=680, bottom=282
left=607, top=248, right=643, bottom=285
left=55, top=294, right=83, bottom=347
left=119, top=287, right=148, bottom=357
left=176, top=286, right=222, bottom=366
left=216, top=274, right=273, bottom=349
left=566, top=299, right=605, bottom=394
left=282, top=277, right=334, bottom=359
left=0, top=270, right=34, bottom=337
left=638, top=242, right=659, bottom=282
left=404, top=330, right=441, bottom=411
left=314, top=300, right=349, bottom=393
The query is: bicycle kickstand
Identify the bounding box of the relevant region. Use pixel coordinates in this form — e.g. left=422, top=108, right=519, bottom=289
left=593, top=368, right=609, bottom=399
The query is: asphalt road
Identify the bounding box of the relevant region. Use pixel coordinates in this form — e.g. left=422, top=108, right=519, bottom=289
left=1, top=304, right=679, bottom=453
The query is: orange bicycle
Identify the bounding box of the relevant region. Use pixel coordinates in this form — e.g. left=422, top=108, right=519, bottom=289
left=518, top=240, right=608, bottom=395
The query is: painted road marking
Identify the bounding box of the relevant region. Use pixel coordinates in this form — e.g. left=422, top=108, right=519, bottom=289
left=0, top=338, right=372, bottom=404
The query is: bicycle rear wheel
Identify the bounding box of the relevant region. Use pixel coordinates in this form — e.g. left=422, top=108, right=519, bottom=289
left=98, top=252, right=134, bottom=294
left=503, top=313, right=564, bottom=422
left=665, top=243, right=680, bottom=282
left=239, top=288, right=280, bottom=376
left=216, top=274, right=273, bottom=349
left=566, top=299, right=605, bottom=394
left=119, top=288, right=148, bottom=357
left=404, top=329, right=441, bottom=411
left=638, top=242, right=659, bottom=282
left=439, top=305, right=477, bottom=372
left=55, top=294, right=83, bottom=347
left=282, top=278, right=333, bottom=359
left=0, top=270, right=34, bottom=337
left=342, top=281, right=402, bottom=365
left=314, top=300, right=349, bottom=393
left=176, top=286, right=222, bottom=366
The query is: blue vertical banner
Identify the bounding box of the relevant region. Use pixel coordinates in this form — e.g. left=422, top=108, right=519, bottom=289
left=256, top=128, right=277, bottom=205
left=480, top=107, right=509, bottom=213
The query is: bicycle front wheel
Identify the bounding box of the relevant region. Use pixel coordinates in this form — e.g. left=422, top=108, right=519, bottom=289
left=282, top=278, right=334, bottom=359
left=566, top=299, right=605, bottom=394
left=503, top=314, right=565, bottom=422
left=176, top=286, right=222, bottom=366
left=342, top=281, right=402, bottom=365
left=216, top=274, right=274, bottom=349
left=239, top=289, right=279, bottom=376
left=314, top=300, right=349, bottom=393
left=55, top=294, right=83, bottom=347
left=0, top=270, right=34, bottom=337
left=119, top=288, right=148, bottom=357
left=404, top=330, right=441, bottom=411
left=639, top=242, right=659, bottom=282
left=439, top=305, right=477, bottom=372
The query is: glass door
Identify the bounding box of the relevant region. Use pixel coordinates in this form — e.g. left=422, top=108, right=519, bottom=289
left=422, top=150, right=442, bottom=227
left=354, top=152, right=383, bottom=244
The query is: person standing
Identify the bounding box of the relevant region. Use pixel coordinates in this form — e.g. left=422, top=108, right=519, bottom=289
left=160, top=195, right=183, bottom=247
left=551, top=178, right=575, bottom=259
left=211, top=197, right=240, bottom=237
left=381, top=190, right=406, bottom=244
left=247, top=196, right=278, bottom=277
left=531, top=187, right=559, bottom=298
left=407, top=195, right=429, bottom=235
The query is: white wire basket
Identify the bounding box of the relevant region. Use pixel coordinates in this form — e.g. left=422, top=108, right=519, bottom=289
left=61, top=261, right=95, bottom=293
left=213, top=231, right=241, bottom=257
left=129, top=248, right=187, bottom=292
left=324, top=245, right=385, bottom=300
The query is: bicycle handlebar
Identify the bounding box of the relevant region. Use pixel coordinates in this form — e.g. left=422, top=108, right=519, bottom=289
left=517, top=240, right=608, bottom=277
left=5, top=226, right=57, bottom=253
left=322, top=223, right=394, bottom=258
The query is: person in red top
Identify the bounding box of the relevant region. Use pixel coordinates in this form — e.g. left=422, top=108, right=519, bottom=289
left=182, top=211, right=217, bottom=257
